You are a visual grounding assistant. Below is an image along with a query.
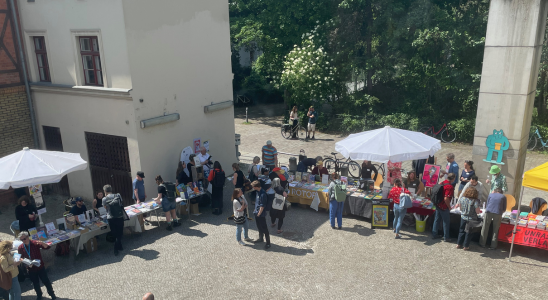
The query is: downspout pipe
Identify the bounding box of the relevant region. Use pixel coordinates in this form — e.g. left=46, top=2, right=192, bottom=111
left=9, top=0, right=40, bottom=149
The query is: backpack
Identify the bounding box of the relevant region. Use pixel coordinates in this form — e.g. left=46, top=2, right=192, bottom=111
left=212, top=170, right=226, bottom=188
left=104, top=194, right=124, bottom=218
left=161, top=182, right=177, bottom=202
left=431, top=183, right=448, bottom=207
left=333, top=182, right=347, bottom=202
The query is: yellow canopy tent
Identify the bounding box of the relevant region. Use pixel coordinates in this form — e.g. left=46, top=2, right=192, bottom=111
left=509, top=161, right=548, bottom=261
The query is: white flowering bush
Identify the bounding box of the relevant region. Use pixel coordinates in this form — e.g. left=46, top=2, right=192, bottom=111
left=274, top=24, right=338, bottom=104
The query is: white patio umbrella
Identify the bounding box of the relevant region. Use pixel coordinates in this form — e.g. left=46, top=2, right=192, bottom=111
left=0, top=147, right=88, bottom=189
left=335, top=126, right=442, bottom=163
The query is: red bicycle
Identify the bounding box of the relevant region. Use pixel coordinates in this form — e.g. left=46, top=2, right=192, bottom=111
left=419, top=123, right=457, bottom=143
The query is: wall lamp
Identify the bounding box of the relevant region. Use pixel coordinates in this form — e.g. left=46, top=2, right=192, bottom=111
left=140, top=113, right=180, bottom=128
left=204, top=100, right=233, bottom=114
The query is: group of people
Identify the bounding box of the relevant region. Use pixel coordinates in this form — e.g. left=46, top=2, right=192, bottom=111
left=387, top=152, right=509, bottom=250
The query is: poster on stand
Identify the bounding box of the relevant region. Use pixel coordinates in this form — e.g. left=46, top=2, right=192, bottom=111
left=422, top=164, right=441, bottom=187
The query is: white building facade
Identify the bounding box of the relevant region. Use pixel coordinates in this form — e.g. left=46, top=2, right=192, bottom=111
left=18, top=0, right=235, bottom=203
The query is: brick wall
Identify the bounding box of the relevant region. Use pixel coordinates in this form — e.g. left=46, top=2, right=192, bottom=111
left=0, top=85, right=34, bottom=156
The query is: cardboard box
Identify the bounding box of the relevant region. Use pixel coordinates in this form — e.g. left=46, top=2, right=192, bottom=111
left=84, top=237, right=98, bottom=253
left=190, top=203, right=199, bottom=214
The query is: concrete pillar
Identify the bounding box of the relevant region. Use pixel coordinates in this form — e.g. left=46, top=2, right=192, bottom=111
left=473, top=0, right=548, bottom=198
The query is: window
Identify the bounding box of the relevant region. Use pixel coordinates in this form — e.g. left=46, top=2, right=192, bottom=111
left=79, top=36, right=103, bottom=86
left=33, top=37, right=50, bottom=82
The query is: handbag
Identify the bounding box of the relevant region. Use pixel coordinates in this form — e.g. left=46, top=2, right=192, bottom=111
left=399, top=188, right=413, bottom=209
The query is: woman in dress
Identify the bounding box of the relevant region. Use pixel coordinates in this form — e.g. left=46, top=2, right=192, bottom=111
left=208, top=161, right=225, bottom=215
left=14, top=196, right=37, bottom=232
left=289, top=106, right=298, bottom=139
left=388, top=179, right=411, bottom=239
left=458, top=160, right=475, bottom=197
left=453, top=187, right=481, bottom=250
left=0, top=240, right=21, bottom=300
left=269, top=178, right=288, bottom=234
left=387, top=160, right=402, bottom=185
left=232, top=188, right=253, bottom=245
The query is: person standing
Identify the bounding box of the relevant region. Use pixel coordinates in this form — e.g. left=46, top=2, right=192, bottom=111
left=261, top=140, right=278, bottom=170
left=458, top=160, right=475, bottom=197
left=458, top=175, right=486, bottom=203
left=269, top=178, right=288, bottom=234
left=432, top=173, right=455, bottom=242
left=92, top=191, right=104, bottom=216
left=208, top=161, right=226, bottom=215
left=388, top=179, right=411, bottom=239
left=387, top=160, right=402, bottom=185
left=361, top=160, right=378, bottom=181
left=17, top=232, right=57, bottom=300
left=486, top=165, right=508, bottom=194
left=232, top=163, right=245, bottom=190
left=232, top=188, right=253, bottom=245
left=154, top=176, right=180, bottom=231
left=327, top=173, right=345, bottom=229
left=440, top=153, right=459, bottom=187
left=0, top=240, right=21, bottom=300
left=251, top=181, right=271, bottom=249
left=289, top=106, right=299, bottom=139
left=197, top=146, right=212, bottom=177
left=306, top=106, right=318, bottom=140
left=453, top=188, right=481, bottom=250
left=480, top=188, right=507, bottom=249
left=14, top=196, right=37, bottom=232
left=102, top=185, right=126, bottom=255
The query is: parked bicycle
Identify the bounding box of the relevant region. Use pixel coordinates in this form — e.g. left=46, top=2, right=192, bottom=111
left=528, top=126, right=548, bottom=151
left=281, top=120, right=306, bottom=140
left=323, top=152, right=361, bottom=178
left=419, top=123, right=457, bottom=143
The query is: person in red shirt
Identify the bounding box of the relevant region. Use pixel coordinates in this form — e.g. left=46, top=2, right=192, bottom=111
left=432, top=173, right=455, bottom=242
left=17, top=231, right=57, bottom=300
left=388, top=179, right=411, bottom=239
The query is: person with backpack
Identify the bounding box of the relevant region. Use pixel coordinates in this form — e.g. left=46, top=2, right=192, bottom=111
left=328, top=172, right=346, bottom=229
left=154, top=175, right=180, bottom=231
left=102, top=184, right=126, bottom=255
left=432, top=173, right=456, bottom=242
left=388, top=179, right=411, bottom=239
left=208, top=161, right=226, bottom=215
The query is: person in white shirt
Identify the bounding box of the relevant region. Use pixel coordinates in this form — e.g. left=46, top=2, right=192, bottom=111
left=197, top=146, right=212, bottom=175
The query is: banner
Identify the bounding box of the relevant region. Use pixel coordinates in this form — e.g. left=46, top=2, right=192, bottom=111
left=498, top=223, right=548, bottom=250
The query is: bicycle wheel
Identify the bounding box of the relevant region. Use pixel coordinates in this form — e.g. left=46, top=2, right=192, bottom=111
left=527, top=134, right=537, bottom=151
left=298, top=125, right=307, bottom=140
left=280, top=124, right=291, bottom=139
left=440, top=128, right=457, bottom=143
left=323, top=159, right=336, bottom=175
left=346, top=161, right=361, bottom=178
left=372, top=164, right=385, bottom=179
left=419, top=126, right=433, bottom=137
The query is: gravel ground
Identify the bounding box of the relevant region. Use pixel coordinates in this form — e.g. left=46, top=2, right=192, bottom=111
left=0, top=103, right=545, bottom=300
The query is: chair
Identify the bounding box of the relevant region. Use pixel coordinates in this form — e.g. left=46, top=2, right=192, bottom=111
left=504, top=194, right=516, bottom=212
left=529, top=201, right=548, bottom=215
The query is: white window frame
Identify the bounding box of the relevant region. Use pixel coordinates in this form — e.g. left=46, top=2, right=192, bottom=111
left=24, top=30, right=55, bottom=83
left=70, top=30, right=108, bottom=87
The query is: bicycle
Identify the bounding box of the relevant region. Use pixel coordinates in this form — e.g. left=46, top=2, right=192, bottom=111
left=323, top=152, right=361, bottom=178
left=419, top=123, right=457, bottom=143
left=281, top=119, right=307, bottom=140
left=528, top=126, right=547, bottom=151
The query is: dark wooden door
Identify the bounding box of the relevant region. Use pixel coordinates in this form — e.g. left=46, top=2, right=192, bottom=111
left=42, top=126, right=71, bottom=196
left=85, top=132, right=133, bottom=206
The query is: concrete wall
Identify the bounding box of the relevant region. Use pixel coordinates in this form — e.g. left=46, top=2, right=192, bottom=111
left=472, top=0, right=548, bottom=197
left=17, top=0, right=132, bottom=89
left=121, top=0, right=236, bottom=195
left=31, top=86, right=139, bottom=199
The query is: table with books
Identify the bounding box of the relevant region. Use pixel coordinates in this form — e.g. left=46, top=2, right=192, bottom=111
left=497, top=212, right=548, bottom=250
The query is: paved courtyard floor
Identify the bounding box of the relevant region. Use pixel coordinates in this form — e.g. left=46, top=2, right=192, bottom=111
left=0, top=103, right=546, bottom=299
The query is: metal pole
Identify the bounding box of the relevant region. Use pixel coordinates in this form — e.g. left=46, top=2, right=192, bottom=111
left=9, top=0, right=40, bottom=149
left=508, top=184, right=525, bottom=262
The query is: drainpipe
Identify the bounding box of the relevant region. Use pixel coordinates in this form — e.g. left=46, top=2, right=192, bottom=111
left=9, top=0, right=40, bottom=149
